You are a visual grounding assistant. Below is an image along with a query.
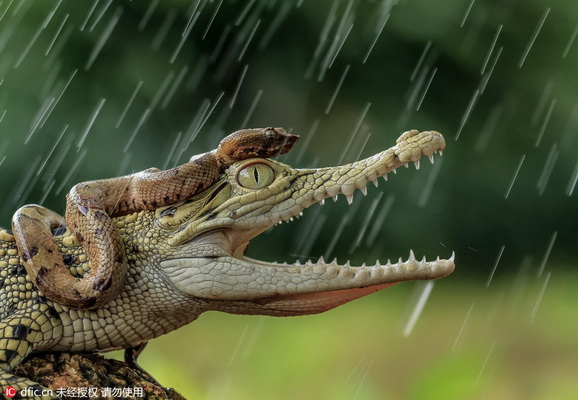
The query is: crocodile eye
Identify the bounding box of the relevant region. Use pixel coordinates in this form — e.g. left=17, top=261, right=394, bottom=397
left=237, top=163, right=275, bottom=189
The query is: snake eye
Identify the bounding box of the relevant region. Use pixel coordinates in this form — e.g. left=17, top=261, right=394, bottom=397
left=237, top=163, right=275, bottom=189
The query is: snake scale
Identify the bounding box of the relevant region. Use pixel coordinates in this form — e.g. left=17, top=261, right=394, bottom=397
left=11, top=127, right=298, bottom=309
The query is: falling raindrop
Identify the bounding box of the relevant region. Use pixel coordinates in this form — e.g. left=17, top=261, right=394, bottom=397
left=402, top=280, right=435, bottom=337
left=532, top=80, right=555, bottom=126
left=240, top=89, right=263, bottom=128
left=294, top=119, right=319, bottom=166
left=202, top=0, right=224, bottom=40
left=80, top=0, right=100, bottom=31
left=237, top=19, right=261, bottom=62
left=479, top=46, right=502, bottom=93
left=36, top=125, right=68, bottom=177
left=415, top=67, right=437, bottom=111
left=350, top=192, right=383, bottom=253
left=161, top=66, right=189, bottom=110
left=418, top=157, right=442, bottom=207
left=452, top=302, right=475, bottom=350
left=14, top=0, right=61, bottom=68
left=486, top=245, right=505, bottom=287
left=116, top=81, right=144, bottom=129
left=534, top=98, right=557, bottom=148
left=43, top=139, right=72, bottom=191
left=77, top=98, right=106, bottom=151
left=295, top=214, right=327, bottom=262
left=16, top=157, right=43, bottom=205
left=85, top=7, right=123, bottom=70
left=229, top=64, right=248, bottom=109
left=460, top=0, right=476, bottom=27
left=170, top=6, right=202, bottom=64
left=320, top=0, right=355, bottom=76
left=337, top=102, right=371, bottom=164
left=138, top=0, right=160, bottom=31
left=305, top=1, right=339, bottom=79
left=566, top=160, right=578, bottom=196
left=0, top=0, right=14, bottom=21
left=123, top=108, right=151, bottom=153
left=45, top=13, right=69, bottom=56
left=530, top=271, right=551, bottom=324
left=235, top=0, right=257, bottom=27
left=475, top=103, right=503, bottom=153
left=455, top=89, right=480, bottom=140
left=362, top=14, right=388, bottom=64
left=352, top=355, right=374, bottom=399
left=26, top=98, right=57, bottom=144
left=518, top=7, right=550, bottom=68
left=162, top=131, right=183, bottom=170
left=562, top=23, right=578, bottom=59
left=480, top=24, right=502, bottom=75
left=504, top=154, right=525, bottom=199
left=149, top=71, right=175, bottom=112
left=257, top=1, right=291, bottom=50
left=324, top=214, right=350, bottom=260
left=475, top=340, right=496, bottom=385
left=365, top=194, right=394, bottom=248
left=56, top=149, right=87, bottom=195
left=151, top=9, right=177, bottom=51
left=536, top=143, right=558, bottom=195
left=87, top=0, right=113, bottom=32
left=506, top=256, right=533, bottom=320
left=537, top=231, right=557, bottom=278
left=325, top=64, right=350, bottom=114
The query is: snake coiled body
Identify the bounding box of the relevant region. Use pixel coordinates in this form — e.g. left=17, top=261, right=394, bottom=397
left=12, top=127, right=298, bottom=309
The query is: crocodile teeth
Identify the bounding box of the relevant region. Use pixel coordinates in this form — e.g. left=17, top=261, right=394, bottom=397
left=320, top=198, right=325, bottom=206
left=345, top=194, right=354, bottom=205
left=360, top=186, right=367, bottom=196
left=282, top=253, right=455, bottom=274
left=428, top=155, right=435, bottom=164
left=372, top=179, right=379, bottom=187
left=408, top=249, right=416, bottom=262
left=413, top=160, right=420, bottom=170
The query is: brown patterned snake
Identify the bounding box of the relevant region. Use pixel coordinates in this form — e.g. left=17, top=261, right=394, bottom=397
left=11, top=127, right=299, bottom=309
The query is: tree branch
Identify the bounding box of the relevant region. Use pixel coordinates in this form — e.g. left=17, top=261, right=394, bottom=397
left=13, top=353, right=186, bottom=399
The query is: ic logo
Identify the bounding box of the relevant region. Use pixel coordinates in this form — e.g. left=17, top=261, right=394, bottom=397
left=4, top=386, right=17, bottom=398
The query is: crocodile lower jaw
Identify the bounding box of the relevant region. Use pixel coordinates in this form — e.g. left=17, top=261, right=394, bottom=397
left=160, top=228, right=455, bottom=307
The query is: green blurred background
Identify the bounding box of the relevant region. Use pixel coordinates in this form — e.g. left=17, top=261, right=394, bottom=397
left=0, top=0, right=576, bottom=399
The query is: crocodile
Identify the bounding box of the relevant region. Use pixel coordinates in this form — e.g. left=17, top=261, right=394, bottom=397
left=0, top=128, right=454, bottom=398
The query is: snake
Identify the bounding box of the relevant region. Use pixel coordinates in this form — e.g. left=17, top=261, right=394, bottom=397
left=11, top=127, right=299, bottom=309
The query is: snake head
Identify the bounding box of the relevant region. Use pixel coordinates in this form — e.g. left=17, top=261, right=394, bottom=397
left=212, top=127, right=299, bottom=167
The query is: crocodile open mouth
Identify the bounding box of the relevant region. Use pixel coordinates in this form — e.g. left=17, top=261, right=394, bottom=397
left=160, top=130, right=454, bottom=314
left=160, top=226, right=454, bottom=314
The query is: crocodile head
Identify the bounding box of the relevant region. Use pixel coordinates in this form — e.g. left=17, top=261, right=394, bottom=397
left=156, top=130, right=454, bottom=316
